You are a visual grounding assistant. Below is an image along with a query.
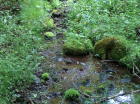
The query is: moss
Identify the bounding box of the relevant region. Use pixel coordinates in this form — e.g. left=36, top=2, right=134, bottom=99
left=63, top=34, right=93, bottom=56
left=94, top=36, right=129, bottom=60
left=44, top=32, right=56, bottom=38
left=64, top=88, right=80, bottom=100
left=41, top=73, right=49, bottom=80
left=44, top=18, right=55, bottom=29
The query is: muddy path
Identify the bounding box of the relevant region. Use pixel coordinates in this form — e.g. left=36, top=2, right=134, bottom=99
left=14, top=2, right=140, bottom=104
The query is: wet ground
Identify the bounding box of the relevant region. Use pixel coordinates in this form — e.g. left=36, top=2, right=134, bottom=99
left=14, top=3, right=140, bottom=104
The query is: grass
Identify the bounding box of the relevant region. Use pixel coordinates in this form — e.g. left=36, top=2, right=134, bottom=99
left=0, top=0, right=61, bottom=103
left=0, top=11, right=43, bottom=104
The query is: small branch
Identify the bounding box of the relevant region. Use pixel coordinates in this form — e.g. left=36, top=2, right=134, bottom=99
left=133, top=63, right=140, bottom=79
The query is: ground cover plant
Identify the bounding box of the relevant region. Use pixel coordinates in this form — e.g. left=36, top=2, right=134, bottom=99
left=0, top=0, right=61, bottom=103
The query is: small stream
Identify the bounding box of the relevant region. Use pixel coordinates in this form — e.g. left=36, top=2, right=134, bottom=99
left=15, top=37, right=140, bottom=104
left=14, top=4, right=140, bottom=104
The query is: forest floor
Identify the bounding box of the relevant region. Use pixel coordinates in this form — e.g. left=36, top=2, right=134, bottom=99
left=14, top=3, right=140, bottom=104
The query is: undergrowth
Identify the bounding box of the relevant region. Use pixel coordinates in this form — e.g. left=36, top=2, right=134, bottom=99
left=0, top=0, right=60, bottom=103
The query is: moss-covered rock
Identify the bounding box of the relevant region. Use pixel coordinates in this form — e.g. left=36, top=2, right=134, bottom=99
left=41, top=72, right=49, bottom=80
left=44, top=32, right=56, bottom=38
left=64, top=88, right=80, bottom=100
left=94, top=36, right=129, bottom=60
left=44, top=17, right=55, bottom=29
left=63, top=34, right=93, bottom=56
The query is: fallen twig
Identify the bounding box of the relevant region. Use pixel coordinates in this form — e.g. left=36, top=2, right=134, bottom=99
left=133, top=63, right=140, bottom=79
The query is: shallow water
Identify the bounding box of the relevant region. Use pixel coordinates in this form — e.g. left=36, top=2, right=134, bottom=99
left=23, top=37, right=139, bottom=104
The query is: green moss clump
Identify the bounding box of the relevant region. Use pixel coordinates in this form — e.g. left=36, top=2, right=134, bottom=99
left=41, top=73, right=49, bottom=80
left=44, top=18, right=55, bottom=29
left=94, top=36, right=129, bottom=60
left=63, top=34, right=93, bottom=56
left=64, top=88, right=80, bottom=100
left=44, top=32, right=56, bottom=38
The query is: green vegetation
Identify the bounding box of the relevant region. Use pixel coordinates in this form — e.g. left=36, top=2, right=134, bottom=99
left=41, top=72, right=50, bottom=80
left=134, top=94, right=140, bottom=104
left=0, top=0, right=60, bottom=103
left=0, top=0, right=20, bottom=12
left=1, top=0, right=140, bottom=103
left=51, top=0, right=61, bottom=8
left=65, top=0, right=140, bottom=69
left=64, top=88, right=80, bottom=100
left=121, top=45, right=140, bottom=69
